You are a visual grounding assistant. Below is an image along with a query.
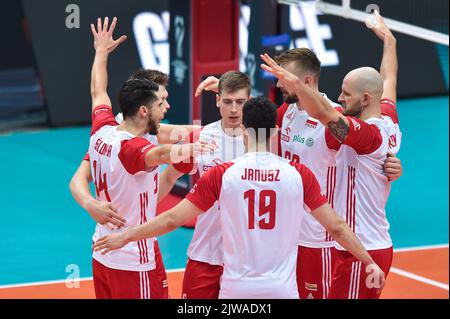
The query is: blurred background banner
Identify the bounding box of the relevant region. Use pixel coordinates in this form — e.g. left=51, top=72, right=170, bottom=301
left=19, top=0, right=168, bottom=127
left=0, top=0, right=447, bottom=128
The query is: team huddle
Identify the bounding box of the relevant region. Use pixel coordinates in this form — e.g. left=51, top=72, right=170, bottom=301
left=70, top=12, right=403, bottom=299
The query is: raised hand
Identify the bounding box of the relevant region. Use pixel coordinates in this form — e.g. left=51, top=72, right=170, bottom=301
left=365, top=10, right=393, bottom=41
left=260, top=53, right=301, bottom=94
left=195, top=76, right=220, bottom=97
left=90, top=17, right=127, bottom=53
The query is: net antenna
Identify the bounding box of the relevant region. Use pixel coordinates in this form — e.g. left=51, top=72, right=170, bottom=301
left=278, top=0, right=449, bottom=46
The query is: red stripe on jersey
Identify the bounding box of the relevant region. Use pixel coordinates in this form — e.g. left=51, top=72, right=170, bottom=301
left=138, top=192, right=150, bottom=264
left=346, top=167, right=357, bottom=232
left=143, top=193, right=149, bottom=264
left=138, top=193, right=144, bottom=264
left=346, top=166, right=352, bottom=231
left=325, top=167, right=333, bottom=242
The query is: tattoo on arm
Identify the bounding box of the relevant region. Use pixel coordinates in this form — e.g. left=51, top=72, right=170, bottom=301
left=327, top=117, right=349, bottom=143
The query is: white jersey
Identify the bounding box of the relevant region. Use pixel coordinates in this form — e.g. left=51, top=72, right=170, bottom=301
left=327, top=108, right=402, bottom=250
left=183, top=120, right=245, bottom=265
left=186, top=152, right=328, bottom=298
left=277, top=94, right=341, bottom=248
left=89, top=105, right=159, bottom=271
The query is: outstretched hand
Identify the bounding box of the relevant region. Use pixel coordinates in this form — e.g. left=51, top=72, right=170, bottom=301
left=260, top=53, right=300, bottom=94
left=91, top=17, right=127, bottom=53
left=365, top=10, right=393, bottom=41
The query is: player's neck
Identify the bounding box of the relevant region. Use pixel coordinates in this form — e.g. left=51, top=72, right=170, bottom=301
left=117, top=120, right=147, bottom=137
left=220, top=120, right=242, bottom=137
left=296, top=85, right=320, bottom=111
left=360, top=104, right=382, bottom=121
left=246, top=142, right=271, bottom=153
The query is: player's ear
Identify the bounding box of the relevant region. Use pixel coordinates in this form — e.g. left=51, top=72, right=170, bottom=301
left=138, top=105, right=148, bottom=117
left=362, top=93, right=371, bottom=107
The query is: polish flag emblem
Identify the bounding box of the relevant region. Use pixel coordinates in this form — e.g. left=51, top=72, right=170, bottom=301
left=305, top=118, right=318, bottom=128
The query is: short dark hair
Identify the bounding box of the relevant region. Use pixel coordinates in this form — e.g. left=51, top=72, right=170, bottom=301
left=242, top=97, right=277, bottom=141
left=128, top=69, right=169, bottom=87
left=275, top=48, right=321, bottom=79
left=218, top=71, right=251, bottom=96
left=117, top=79, right=159, bottom=119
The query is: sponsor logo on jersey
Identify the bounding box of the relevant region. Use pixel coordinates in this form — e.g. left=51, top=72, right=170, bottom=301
left=351, top=118, right=361, bottom=130
left=94, top=107, right=110, bottom=115
left=281, top=127, right=291, bottom=142
left=306, top=137, right=314, bottom=147
left=162, top=279, right=168, bottom=288
left=287, top=111, right=295, bottom=120
left=388, top=134, right=397, bottom=148
left=141, top=144, right=152, bottom=153
left=293, top=135, right=305, bottom=143
left=203, top=165, right=213, bottom=171
left=305, top=282, right=318, bottom=292
left=307, top=293, right=314, bottom=299
left=305, top=118, right=318, bottom=128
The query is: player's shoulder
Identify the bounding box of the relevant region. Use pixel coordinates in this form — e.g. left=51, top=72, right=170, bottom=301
left=143, top=133, right=158, bottom=145
left=92, top=122, right=117, bottom=138
left=321, top=93, right=342, bottom=110
left=200, top=120, right=221, bottom=137
left=119, top=135, right=154, bottom=151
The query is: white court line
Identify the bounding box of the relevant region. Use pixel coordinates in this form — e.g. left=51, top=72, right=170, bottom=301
left=0, top=268, right=186, bottom=289
left=390, top=267, right=449, bottom=291
left=394, top=243, right=448, bottom=253
left=0, top=244, right=448, bottom=290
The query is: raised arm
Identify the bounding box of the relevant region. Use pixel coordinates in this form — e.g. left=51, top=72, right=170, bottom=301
left=90, top=17, right=127, bottom=110
left=157, top=124, right=202, bottom=144
left=144, top=140, right=214, bottom=169
left=261, top=53, right=350, bottom=143
left=367, top=10, right=398, bottom=103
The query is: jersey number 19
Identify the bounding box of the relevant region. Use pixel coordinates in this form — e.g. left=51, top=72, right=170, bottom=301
left=244, top=189, right=277, bottom=230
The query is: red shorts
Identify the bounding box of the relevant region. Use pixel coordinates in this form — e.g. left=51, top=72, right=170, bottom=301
left=93, top=240, right=169, bottom=299
left=181, top=258, right=223, bottom=299
left=328, top=247, right=393, bottom=299
left=296, top=246, right=336, bottom=299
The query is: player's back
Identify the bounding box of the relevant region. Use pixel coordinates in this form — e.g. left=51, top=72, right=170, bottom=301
left=217, top=152, right=306, bottom=299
